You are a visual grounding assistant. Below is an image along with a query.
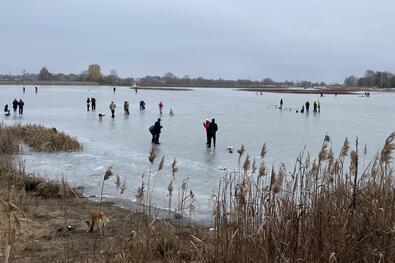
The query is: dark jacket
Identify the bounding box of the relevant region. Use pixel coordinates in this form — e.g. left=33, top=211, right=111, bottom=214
left=154, top=121, right=162, bottom=134
left=12, top=99, right=18, bottom=109
left=208, top=122, right=218, bottom=135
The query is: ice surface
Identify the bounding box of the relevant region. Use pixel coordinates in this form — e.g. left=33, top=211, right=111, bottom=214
left=1, top=85, right=394, bottom=221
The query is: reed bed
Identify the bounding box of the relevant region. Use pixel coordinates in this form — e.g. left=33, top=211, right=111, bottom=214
left=209, top=134, right=395, bottom=262
left=0, top=124, right=81, bottom=153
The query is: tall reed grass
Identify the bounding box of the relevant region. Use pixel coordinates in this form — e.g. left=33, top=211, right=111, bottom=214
left=209, top=133, right=395, bottom=262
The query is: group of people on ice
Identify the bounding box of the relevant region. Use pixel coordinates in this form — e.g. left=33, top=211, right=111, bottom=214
left=86, top=99, right=175, bottom=119
left=4, top=99, right=24, bottom=116
left=278, top=98, right=321, bottom=113
left=299, top=100, right=321, bottom=113
left=203, top=119, right=218, bottom=147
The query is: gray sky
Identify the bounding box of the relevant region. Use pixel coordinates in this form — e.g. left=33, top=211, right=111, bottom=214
left=1, top=0, right=394, bottom=82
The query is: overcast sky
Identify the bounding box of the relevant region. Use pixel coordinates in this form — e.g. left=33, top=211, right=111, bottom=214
left=1, top=0, right=394, bottom=82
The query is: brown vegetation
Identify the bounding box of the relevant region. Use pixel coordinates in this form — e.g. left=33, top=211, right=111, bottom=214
left=210, top=135, right=395, bottom=262
left=0, top=124, right=81, bottom=153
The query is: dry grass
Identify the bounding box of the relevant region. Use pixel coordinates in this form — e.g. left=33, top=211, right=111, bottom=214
left=0, top=156, right=81, bottom=263
left=209, top=134, right=395, bottom=262
left=0, top=124, right=81, bottom=154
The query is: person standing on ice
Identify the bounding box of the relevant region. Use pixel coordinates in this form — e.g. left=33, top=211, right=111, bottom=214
left=86, top=98, right=91, bottom=111
left=203, top=119, right=210, bottom=145
left=124, top=101, right=130, bottom=115
left=109, top=101, right=116, bottom=118
left=158, top=101, right=164, bottom=114
left=207, top=119, right=218, bottom=148
left=18, top=99, right=24, bottom=115
left=91, top=97, right=96, bottom=111
left=12, top=99, right=18, bottom=112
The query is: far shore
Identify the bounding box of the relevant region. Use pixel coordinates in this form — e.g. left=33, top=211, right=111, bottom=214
left=129, top=86, right=193, bottom=91
left=239, top=86, right=395, bottom=95
left=1, top=80, right=394, bottom=94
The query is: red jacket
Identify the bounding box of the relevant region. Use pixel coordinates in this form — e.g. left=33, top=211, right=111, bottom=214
left=203, top=121, right=210, bottom=130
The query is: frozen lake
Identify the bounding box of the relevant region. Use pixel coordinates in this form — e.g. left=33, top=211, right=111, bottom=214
left=1, top=85, right=394, bottom=221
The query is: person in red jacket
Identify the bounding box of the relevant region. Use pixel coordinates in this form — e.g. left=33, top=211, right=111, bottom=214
left=158, top=101, right=164, bottom=114
left=203, top=119, right=210, bottom=145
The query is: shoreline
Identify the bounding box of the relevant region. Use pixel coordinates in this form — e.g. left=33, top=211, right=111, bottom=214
left=237, top=87, right=391, bottom=95
left=1, top=80, right=394, bottom=93
left=129, top=86, right=193, bottom=91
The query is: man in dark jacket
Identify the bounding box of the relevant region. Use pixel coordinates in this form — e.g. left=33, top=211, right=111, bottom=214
left=12, top=99, right=18, bottom=112
left=86, top=98, right=91, bottom=111
left=152, top=118, right=163, bottom=144
left=305, top=101, right=310, bottom=112
left=91, top=97, right=96, bottom=111
left=207, top=119, right=218, bottom=147
left=18, top=99, right=24, bottom=114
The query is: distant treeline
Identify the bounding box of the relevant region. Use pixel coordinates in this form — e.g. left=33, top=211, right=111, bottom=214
left=0, top=65, right=332, bottom=87
left=344, top=70, right=395, bottom=88
left=2, top=65, right=393, bottom=88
